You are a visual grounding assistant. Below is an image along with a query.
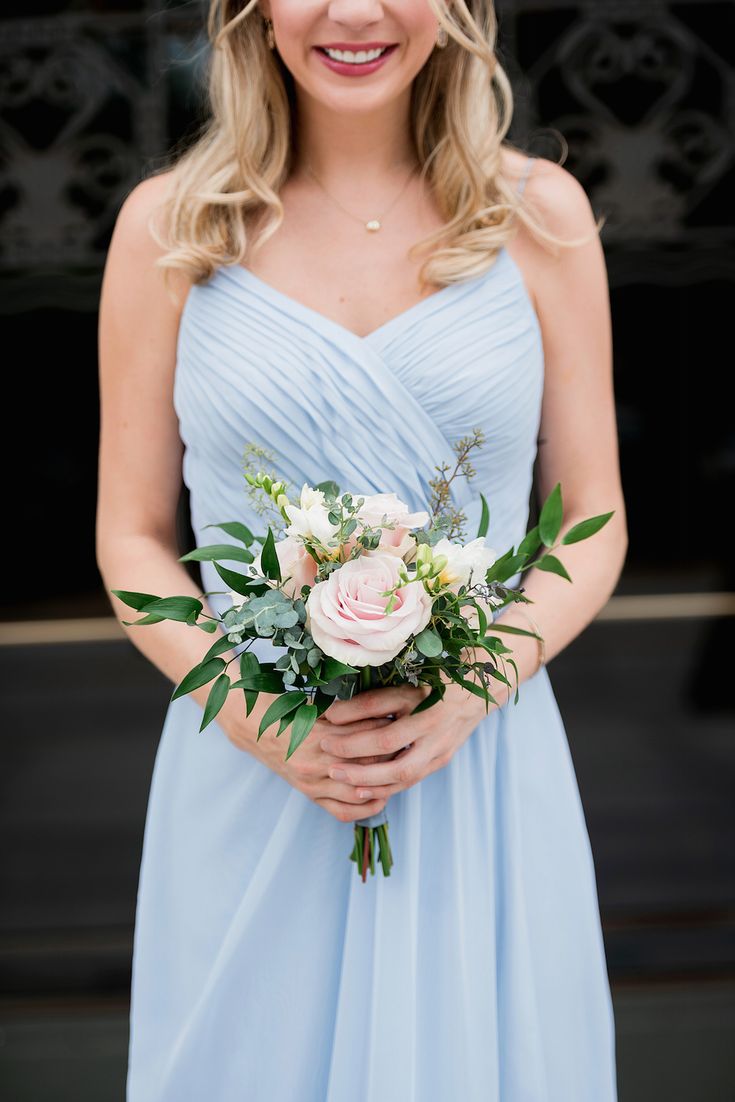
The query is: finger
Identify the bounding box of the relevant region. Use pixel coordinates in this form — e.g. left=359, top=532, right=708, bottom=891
left=331, top=780, right=387, bottom=804
left=315, top=796, right=387, bottom=824
left=327, top=743, right=427, bottom=788
left=324, top=684, right=430, bottom=726
left=320, top=717, right=417, bottom=759
left=322, top=715, right=395, bottom=739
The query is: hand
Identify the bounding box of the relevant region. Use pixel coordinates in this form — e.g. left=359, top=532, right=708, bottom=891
left=320, top=682, right=492, bottom=799
left=225, top=705, right=404, bottom=824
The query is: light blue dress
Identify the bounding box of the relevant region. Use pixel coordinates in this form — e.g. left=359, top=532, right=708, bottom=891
left=126, top=157, right=618, bottom=1101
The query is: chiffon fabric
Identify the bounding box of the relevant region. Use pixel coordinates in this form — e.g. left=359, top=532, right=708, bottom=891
left=126, top=157, right=618, bottom=1101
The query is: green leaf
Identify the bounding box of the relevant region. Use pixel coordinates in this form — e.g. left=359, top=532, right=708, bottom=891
left=140, top=596, right=203, bottom=622
left=321, top=657, right=359, bottom=681
left=232, top=672, right=286, bottom=693
left=110, top=589, right=160, bottom=611
left=171, top=657, right=226, bottom=701
left=121, top=613, right=166, bottom=626
left=315, top=480, right=340, bottom=498
left=197, top=620, right=219, bottom=633
left=214, top=561, right=259, bottom=597
left=201, top=633, right=236, bottom=663
left=285, top=703, right=319, bottom=760
left=260, top=527, right=281, bottom=583
left=179, top=543, right=254, bottom=565
left=410, top=684, right=445, bottom=715
left=476, top=636, right=514, bottom=655
left=484, top=547, right=514, bottom=583
left=413, top=628, right=443, bottom=658
left=257, top=691, right=306, bottom=740
left=490, top=554, right=527, bottom=584
left=561, top=511, right=615, bottom=545
left=312, top=688, right=336, bottom=718
left=477, top=492, right=490, bottom=539
left=239, top=651, right=261, bottom=717
left=539, top=482, right=563, bottom=547
left=201, top=521, right=255, bottom=546
left=483, top=665, right=512, bottom=686
left=534, top=553, right=572, bottom=582
left=199, top=673, right=231, bottom=732
left=488, top=622, right=542, bottom=640
left=459, top=676, right=498, bottom=706
left=518, top=524, right=542, bottom=558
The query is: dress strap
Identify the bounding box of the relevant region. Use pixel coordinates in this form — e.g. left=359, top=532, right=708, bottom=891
left=517, top=155, right=535, bottom=196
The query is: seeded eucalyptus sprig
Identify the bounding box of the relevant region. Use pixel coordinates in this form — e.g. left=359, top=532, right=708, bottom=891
left=427, top=426, right=486, bottom=542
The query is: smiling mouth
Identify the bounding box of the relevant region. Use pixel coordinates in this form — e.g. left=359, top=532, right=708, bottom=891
left=315, top=44, right=399, bottom=64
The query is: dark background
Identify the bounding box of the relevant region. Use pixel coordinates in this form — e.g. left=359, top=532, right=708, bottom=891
left=1, top=1, right=733, bottom=1098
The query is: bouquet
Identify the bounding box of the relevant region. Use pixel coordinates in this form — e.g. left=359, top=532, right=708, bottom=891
left=111, top=430, right=613, bottom=881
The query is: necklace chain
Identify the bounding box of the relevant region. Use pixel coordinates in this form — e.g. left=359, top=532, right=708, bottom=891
left=302, top=162, right=419, bottom=232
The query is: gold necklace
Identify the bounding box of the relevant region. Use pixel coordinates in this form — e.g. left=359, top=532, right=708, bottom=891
left=302, top=162, right=418, bottom=232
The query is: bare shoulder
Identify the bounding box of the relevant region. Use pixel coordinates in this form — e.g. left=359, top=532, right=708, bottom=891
left=505, top=155, right=605, bottom=318
left=104, top=169, right=190, bottom=310
left=522, top=156, right=599, bottom=241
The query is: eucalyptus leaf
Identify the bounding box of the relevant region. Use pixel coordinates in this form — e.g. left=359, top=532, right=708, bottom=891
left=414, top=628, right=443, bottom=658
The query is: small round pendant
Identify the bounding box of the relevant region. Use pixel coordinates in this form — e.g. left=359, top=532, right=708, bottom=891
left=365, top=219, right=381, bottom=232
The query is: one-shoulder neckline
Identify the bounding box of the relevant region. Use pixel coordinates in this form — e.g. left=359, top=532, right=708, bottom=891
left=219, top=245, right=515, bottom=347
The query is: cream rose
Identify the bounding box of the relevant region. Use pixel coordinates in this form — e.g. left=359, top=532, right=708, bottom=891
left=305, top=552, right=433, bottom=666
left=431, top=536, right=502, bottom=630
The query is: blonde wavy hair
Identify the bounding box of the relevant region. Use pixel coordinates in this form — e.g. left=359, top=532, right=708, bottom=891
left=148, top=0, right=600, bottom=295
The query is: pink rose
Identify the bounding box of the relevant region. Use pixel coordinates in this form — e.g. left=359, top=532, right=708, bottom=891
left=305, top=553, right=433, bottom=667
left=343, top=492, right=429, bottom=561
left=251, top=535, right=318, bottom=600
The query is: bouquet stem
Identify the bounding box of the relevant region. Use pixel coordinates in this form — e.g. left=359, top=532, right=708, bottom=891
left=350, top=821, right=393, bottom=881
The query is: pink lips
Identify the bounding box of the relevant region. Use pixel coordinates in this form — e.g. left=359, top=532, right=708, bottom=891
left=314, top=44, right=398, bottom=77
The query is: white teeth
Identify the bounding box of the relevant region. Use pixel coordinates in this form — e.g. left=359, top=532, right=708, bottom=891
left=322, top=46, right=389, bottom=64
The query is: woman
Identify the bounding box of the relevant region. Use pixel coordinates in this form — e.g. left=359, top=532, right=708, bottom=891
left=97, top=1, right=627, bottom=1099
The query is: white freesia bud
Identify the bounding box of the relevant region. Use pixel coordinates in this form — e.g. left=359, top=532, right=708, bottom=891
left=283, top=483, right=341, bottom=546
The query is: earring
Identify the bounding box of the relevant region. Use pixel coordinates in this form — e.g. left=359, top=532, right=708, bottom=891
left=264, top=17, right=275, bottom=50
left=436, top=26, right=448, bottom=48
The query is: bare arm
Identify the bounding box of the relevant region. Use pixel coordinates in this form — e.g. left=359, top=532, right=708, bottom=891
left=95, top=174, right=392, bottom=822
left=484, top=156, right=628, bottom=701
left=96, top=175, right=245, bottom=722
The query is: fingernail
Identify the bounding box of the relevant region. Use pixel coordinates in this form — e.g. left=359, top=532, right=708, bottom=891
left=330, top=768, right=347, bottom=780
left=320, top=739, right=331, bottom=751
left=358, top=790, right=373, bottom=799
